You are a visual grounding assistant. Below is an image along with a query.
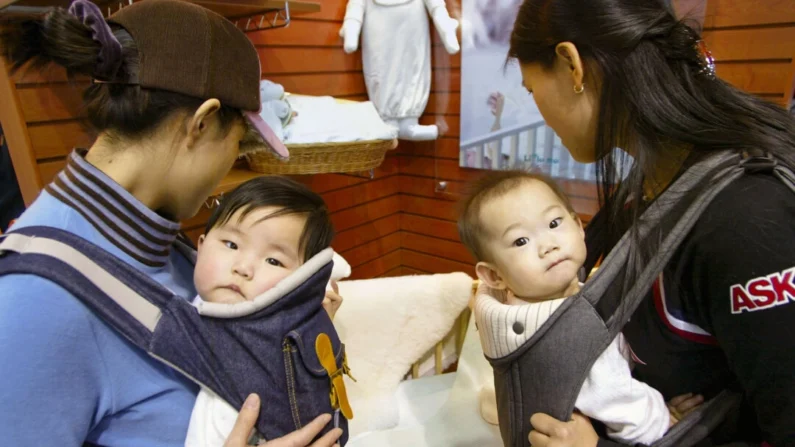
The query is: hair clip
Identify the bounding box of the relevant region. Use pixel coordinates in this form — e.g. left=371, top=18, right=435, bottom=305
left=695, top=40, right=715, bottom=79
left=67, top=0, right=123, bottom=80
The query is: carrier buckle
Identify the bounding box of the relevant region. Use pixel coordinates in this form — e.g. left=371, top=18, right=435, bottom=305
left=740, top=151, right=777, bottom=174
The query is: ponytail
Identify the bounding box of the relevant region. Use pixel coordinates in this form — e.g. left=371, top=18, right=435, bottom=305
left=2, top=8, right=118, bottom=79
left=0, top=8, right=241, bottom=140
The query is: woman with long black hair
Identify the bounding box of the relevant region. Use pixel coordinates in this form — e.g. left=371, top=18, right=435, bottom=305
left=505, top=0, right=795, bottom=445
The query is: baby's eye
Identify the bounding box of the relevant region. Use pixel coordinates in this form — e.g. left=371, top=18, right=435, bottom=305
left=549, top=217, right=563, bottom=229
left=513, top=237, right=529, bottom=247
left=266, top=258, right=284, bottom=267
left=224, top=241, right=238, bottom=250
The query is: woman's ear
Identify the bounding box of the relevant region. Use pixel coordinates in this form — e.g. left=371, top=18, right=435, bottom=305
left=555, top=42, right=585, bottom=90
left=476, top=261, right=508, bottom=290
left=185, top=99, right=222, bottom=148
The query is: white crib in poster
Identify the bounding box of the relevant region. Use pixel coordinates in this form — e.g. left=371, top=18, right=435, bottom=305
left=459, top=120, right=598, bottom=181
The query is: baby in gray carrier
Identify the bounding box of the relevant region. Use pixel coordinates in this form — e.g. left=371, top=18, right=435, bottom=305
left=185, top=176, right=352, bottom=446
left=458, top=171, right=698, bottom=445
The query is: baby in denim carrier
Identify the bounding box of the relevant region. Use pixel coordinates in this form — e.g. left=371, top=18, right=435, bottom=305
left=458, top=171, right=699, bottom=445
left=185, top=176, right=348, bottom=446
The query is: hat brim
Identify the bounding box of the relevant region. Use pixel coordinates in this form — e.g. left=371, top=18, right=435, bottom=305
left=241, top=111, right=290, bottom=160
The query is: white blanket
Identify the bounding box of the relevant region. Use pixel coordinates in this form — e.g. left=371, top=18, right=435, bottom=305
left=284, top=95, right=397, bottom=144
left=334, top=272, right=472, bottom=436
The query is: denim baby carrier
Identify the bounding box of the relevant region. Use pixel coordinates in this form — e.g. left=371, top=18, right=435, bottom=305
left=0, top=226, right=353, bottom=445
left=477, top=151, right=795, bottom=447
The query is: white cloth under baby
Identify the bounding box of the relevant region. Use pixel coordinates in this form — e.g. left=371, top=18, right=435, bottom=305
left=473, top=286, right=670, bottom=445
left=185, top=388, right=239, bottom=447
left=346, top=316, right=503, bottom=446
left=284, top=95, right=397, bottom=144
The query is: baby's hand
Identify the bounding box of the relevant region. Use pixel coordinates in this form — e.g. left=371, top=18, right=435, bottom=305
left=667, top=392, right=704, bottom=426
left=487, top=92, right=505, bottom=117
left=322, top=282, right=343, bottom=321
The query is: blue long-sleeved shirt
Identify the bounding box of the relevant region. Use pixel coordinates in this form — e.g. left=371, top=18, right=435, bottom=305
left=0, top=151, right=199, bottom=446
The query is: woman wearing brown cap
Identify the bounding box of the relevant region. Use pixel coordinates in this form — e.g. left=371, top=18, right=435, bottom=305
left=0, top=1, right=341, bottom=445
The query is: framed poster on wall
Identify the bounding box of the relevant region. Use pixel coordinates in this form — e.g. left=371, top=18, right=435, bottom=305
left=459, top=0, right=598, bottom=181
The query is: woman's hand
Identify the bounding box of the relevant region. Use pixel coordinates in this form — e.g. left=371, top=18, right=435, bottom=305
left=667, top=392, right=704, bottom=425
left=322, top=282, right=343, bottom=321
left=528, top=412, right=598, bottom=447
left=224, top=394, right=343, bottom=447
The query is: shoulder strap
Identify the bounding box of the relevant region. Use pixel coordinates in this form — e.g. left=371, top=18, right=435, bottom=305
left=0, top=226, right=174, bottom=343
left=587, top=151, right=795, bottom=338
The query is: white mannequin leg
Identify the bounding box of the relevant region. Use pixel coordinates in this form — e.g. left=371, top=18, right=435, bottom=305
left=398, top=117, right=439, bottom=141
left=384, top=118, right=400, bottom=134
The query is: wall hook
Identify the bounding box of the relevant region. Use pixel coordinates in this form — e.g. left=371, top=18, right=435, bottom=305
left=204, top=196, right=222, bottom=209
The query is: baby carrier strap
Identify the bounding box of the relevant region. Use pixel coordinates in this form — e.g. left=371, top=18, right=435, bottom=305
left=592, top=151, right=745, bottom=335
left=487, top=151, right=795, bottom=447
left=0, top=226, right=351, bottom=445
left=0, top=226, right=171, bottom=342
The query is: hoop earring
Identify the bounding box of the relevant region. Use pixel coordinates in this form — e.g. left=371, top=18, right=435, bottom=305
left=574, top=84, right=585, bottom=94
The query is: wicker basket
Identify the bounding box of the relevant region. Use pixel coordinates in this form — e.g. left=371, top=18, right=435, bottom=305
left=245, top=139, right=398, bottom=175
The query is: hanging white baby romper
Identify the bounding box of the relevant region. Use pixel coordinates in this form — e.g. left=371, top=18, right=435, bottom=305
left=341, top=0, right=459, bottom=140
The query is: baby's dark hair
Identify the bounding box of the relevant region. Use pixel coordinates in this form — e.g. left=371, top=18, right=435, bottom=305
left=458, top=170, right=575, bottom=263
left=205, top=176, right=334, bottom=262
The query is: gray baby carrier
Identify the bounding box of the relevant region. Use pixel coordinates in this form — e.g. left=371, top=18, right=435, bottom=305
left=481, top=150, right=795, bottom=447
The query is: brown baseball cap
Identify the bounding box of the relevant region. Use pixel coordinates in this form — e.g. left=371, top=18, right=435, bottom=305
left=108, top=0, right=288, bottom=159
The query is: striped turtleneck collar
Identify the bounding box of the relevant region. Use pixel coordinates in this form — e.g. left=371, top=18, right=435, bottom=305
left=45, top=150, right=181, bottom=268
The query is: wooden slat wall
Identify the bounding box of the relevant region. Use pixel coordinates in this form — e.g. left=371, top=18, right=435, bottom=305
left=702, top=0, right=795, bottom=106
left=396, top=1, right=599, bottom=277
left=0, top=0, right=401, bottom=279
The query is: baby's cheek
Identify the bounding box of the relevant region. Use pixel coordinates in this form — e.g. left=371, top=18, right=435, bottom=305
left=250, top=271, right=293, bottom=298
left=193, top=261, right=216, bottom=294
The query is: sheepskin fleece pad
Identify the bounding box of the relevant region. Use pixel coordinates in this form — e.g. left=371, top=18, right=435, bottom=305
left=345, top=317, right=502, bottom=446
left=334, top=272, right=473, bottom=436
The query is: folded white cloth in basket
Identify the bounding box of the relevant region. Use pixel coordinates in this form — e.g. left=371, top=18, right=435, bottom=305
left=285, top=95, right=398, bottom=144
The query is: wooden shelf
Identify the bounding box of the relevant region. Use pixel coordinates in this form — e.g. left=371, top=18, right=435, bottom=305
left=1, top=0, right=321, bottom=19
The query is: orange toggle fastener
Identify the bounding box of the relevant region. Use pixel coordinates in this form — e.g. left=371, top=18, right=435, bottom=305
left=315, top=333, right=353, bottom=420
